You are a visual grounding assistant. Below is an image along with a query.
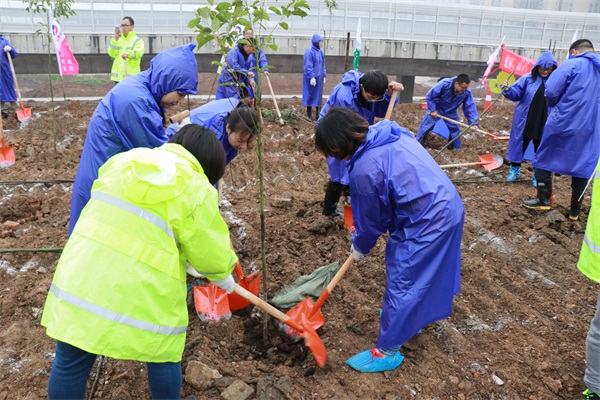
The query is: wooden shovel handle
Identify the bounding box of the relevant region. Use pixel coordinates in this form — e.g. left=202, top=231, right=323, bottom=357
left=233, top=284, right=304, bottom=332
left=5, top=52, right=24, bottom=106
left=265, top=74, right=284, bottom=126
left=439, top=161, right=488, bottom=168
left=435, top=114, right=493, bottom=137
left=169, top=110, right=190, bottom=124
left=309, top=253, right=355, bottom=316
left=384, top=90, right=399, bottom=120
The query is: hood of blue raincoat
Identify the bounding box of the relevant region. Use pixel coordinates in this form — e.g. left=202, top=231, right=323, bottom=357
left=341, top=70, right=363, bottom=94
left=312, top=34, right=323, bottom=49
left=534, top=51, right=558, bottom=69
left=119, top=143, right=203, bottom=205
left=146, top=43, right=199, bottom=103
left=580, top=52, right=600, bottom=72
left=348, top=120, right=401, bottom=169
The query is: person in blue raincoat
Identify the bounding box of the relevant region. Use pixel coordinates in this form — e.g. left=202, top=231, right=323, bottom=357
left=501, top=51, right=557, bottom=183
left=216, top=39, right=256, bottom=101
left=525, top=39, right=600, bottom=221
left=244, top=29, right=269, bottom=94
left=416, top=74, right=479, bottom=149
left=165, top=98, right=259, bottom=165
left=318, top=70, right=404, bottom=217
left=0, top=34, right=18, bottom=119
left=69, top=43, right=199, bottom=235
left=302, top=34, right=326, bottom=120
left=315, top=107, right=464, bottom=373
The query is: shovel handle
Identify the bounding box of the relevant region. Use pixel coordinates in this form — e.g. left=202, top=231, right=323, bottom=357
left=265, top=74, right=284, bottom=126
left=384, top=90, right=399, bottom=120
left=435, top=114, right=495, bottom=137
left=169, top=110, right=190, bottom=124
left=308, top=253, right=355, bottom=317
left=439, top=161, right=489, bottom=168
left=5, top=52, right=24, bottom=105
left=233, top=284, right=304, bottom=333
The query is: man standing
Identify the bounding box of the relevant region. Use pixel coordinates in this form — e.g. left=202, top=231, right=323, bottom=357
left=416, top=74, right=479, bottom=149
left=525, top=39, right=600, bottom=221
left=244, top=29, right=269, bottom=90
left=108, top=17, right=144, bottom=85
left=0, top=34, right=18, bottom=118
left=302, top=34, right=326, bottom=121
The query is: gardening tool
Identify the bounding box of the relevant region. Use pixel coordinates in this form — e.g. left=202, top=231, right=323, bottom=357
left=169, top=110, right=190, bottom=124
left=0, top=102, right=15, bottom=167
left=233, top=284, right=327, bottom=367
left=228, top=261, right=261, bottom=312
left=436, top=114, right=509, bottom=141
left=6, top=52, right=31, bottom=122
left=286, top=253, right=355, bottom=332
left=264, top=73, right=284, bottom=126
left=194, top=283, right=231, bottom=322
left=439, top=153, right=503, bottom=171
left=343, top=89, right=400, bottom=234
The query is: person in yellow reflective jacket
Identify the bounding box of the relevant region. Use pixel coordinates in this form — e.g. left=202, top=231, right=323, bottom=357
left=578, top=161, right=600, bottom=400
left=41, top=124, right=238, bottom=399
left=108, top=16, right=144, bottom=84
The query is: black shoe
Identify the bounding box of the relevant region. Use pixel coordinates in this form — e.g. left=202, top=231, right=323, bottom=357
left=1, top=110, right=7, bottom=119
left=323, top=210, right=343, bottom=218
left=582, top=389, right=600, bottom=399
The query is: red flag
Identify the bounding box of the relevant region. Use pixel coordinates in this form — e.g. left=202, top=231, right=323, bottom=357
left=499, top=49, right=536, bottom=77
left=50, top=18, right=79, bottom=76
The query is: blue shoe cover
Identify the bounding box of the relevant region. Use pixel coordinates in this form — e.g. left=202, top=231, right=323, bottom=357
left=346, top=348, right=404, bottom=373
left=532, top=175, right=537, bottom=187
left=506, top=166, right=521, bottom=182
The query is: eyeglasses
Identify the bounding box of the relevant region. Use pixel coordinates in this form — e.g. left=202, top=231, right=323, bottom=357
left=361, top=87, right=385, bottom=103
left=120, top=24, right=132, bottom=27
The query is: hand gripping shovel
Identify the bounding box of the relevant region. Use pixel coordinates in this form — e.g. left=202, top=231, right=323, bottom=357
left=0, top=102, right=15, bottom=167
left=6, top=52, right=31, bottom=122
left=233, top=283, right=327, bottom=367
left=343, top=90, right=400, bottom=234
left=439, top=153, right=504, bottom=171
left=227, top=262, right=261, bottom=313
left=286, top=253, right=355, bottom=332
left=265, top=74, right=284, bottom=126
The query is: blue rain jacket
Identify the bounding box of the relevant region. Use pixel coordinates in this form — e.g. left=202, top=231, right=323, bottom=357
left=319, top=70, right=399, bottom=184
left=302, top=34, right=326, bottom=107
left=348, top=120, right=464, bottom=348
left=416, top=76, right=479, bottom=149
left=0, top=35, right=17, bottom=102
left=216, top=45, right=253, bottom=100
left=248, top=49, right=268, bottom=83
left=533, top=52, right=600, bottom=179
left=69, top=43, right=199, bottom=235
left=166, top=98, right=240, bottom=165
left=502, top=51, right=557, bottom=163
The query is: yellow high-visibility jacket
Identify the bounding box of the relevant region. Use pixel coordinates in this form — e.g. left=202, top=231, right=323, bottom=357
left=108, top=31, right=144, bottom=82
left=579, top=163, right=600, bottom=282
left=41, top=143, right=237, bottom=362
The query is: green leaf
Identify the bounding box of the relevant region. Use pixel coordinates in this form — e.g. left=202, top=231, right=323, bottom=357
left=207, top=0, right=214, bottom=5
left=268, top=6, right=281, bottom=15
left=269, top=43, right=278, bottom=51
left=279, top=21, right=288, bottom=30
left=216, top=2, right=231, bottom=12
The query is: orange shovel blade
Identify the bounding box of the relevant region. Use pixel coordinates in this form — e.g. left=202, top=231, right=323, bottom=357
left=0, top=139, right=15, bottom=167
left=479, top=153, right=503, bottom=171
left=343, top=205, right=355, bottom=234
left=228, top=270, right=261, bottom=311
left=300, top=314, right=327, bottom=367
left=285, top=296, right=325, bottom=333
left=16, top=106, right=31, bottom=122
left=194, top=283, right=231, bottom=322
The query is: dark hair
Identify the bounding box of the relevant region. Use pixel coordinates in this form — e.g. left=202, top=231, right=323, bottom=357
left=570, top=39, right=594, bottom=52
left=227, top=104, right=259, bottom=138
left=168, top=124, right=226, bottom=185
left=315, top=107, right=369, bottom=159
left=359, top=70, right=389, bottom=96
left=123, top=16, right=134, bottom=26
left=531, top=64, right=557, bottom=82
left=455, top=74, right=470, bottom=85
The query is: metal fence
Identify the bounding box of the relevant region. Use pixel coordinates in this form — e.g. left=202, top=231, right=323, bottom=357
left=1, top=0, right=599, bottom=49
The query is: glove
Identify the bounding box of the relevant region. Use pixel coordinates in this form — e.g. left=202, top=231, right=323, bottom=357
left=186, top=262, right=204, bottom=278
left=310, top=77, right=316, bottom=87
left=175, top=117, right=191, bottom=133
left=350, top=245, right=365, bottom=261
left=323, top=77, right=326, bottom=84
left=212, top=274, right=235, bottom=294
left=3, top=46, right=11, bottom=52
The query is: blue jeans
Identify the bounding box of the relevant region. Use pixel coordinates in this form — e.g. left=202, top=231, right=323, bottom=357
left=48, top=341, right=182, bottom=400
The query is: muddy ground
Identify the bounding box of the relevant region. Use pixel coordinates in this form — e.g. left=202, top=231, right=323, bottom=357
left=0, top=74, right=595, bottom=400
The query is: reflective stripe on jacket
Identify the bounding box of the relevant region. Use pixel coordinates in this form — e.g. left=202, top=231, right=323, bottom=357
left=579, top=166, right=600, bottom=282
left=108, top=31, right=144, bottom=82
left=42, top=143, right=237, bottom=362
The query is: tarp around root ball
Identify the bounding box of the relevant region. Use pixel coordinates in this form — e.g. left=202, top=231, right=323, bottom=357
left=270, top=261, right=339, bottom=309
